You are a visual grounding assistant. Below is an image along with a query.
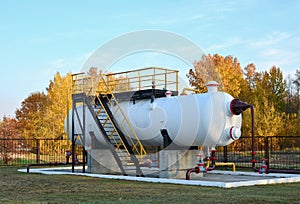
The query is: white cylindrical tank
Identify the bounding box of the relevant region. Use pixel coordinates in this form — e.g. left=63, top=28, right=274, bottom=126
left=65, top=81, right=242, bottom=148
left=116, top=81, right=241, bottom=147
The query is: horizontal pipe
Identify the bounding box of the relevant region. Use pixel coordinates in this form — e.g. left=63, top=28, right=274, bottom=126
left=27, top=162, right=67, bottom=173
left=27, top=162, right=85, bottom=173
left=253, top=167, right=300, bottom=174
left=267, top=169, right=300, bottom=174
left=215, top=162, right=236, bottom=172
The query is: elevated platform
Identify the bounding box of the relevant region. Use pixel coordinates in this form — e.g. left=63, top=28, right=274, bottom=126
left=72, top=67, right=179, bottom=96
left=95, top=89, right=178, bottom=104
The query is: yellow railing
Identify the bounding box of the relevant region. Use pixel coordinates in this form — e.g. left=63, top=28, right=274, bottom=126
left=71, top=73, right=97, bottom=95
left=72, top=67, right=179, bottom=95
left=99, top=67, right=179, bottom=93
left=94, top=75, right=147, bottom=160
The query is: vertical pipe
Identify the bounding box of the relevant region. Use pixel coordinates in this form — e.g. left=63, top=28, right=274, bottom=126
left=251, top=106, right=256, bottom=169
left=176, top=71, right=179, bottom=92
left=138, top=71, right=141, bottom=90
left=71, top=99, right=75, bottom=173
left=164, top=70, right=167, bottom=90
left=66, top=89, right=69, bottom=142
left=82, top=96, right=86, bottom=173
left=157, top=146, right=160, bottom=169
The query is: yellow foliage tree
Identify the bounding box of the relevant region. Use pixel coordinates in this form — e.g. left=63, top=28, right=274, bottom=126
left=254, top=99, right=283, bottom=136
left=187, top=54, right=243, bottom=97
left=45, top=72, right=72, bottom=139
left=15, top=92, right=49, bottom=139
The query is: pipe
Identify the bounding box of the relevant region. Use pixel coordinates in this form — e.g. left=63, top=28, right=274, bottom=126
left=27, top=151, right=85, bottom=173
left=206, top=149, right=217, bottom=171
left=180, top=88, right=200, bottom=95
left=249, top=105, right=258, bottom=171
left=215, top=162, right=236, bottom=172
left=27, top=162, right=66, bottom=173
left=186, top=149, right=237, bottom=180
left=26, top=162, right=86, bottom=173
left=205, top=153, right=236, bottom=172
left=206, top=163, right=216, bottom=171
left=186, top=154, right=208, bottom=180
left=186, top=167, right=199, bottom=180
left=267, top=169, right=300, bottom=174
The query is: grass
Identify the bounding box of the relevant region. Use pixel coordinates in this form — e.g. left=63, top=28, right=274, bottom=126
left=0, top=166, right=300, bottom=204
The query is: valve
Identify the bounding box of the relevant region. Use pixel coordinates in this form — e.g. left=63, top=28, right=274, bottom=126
left=196, top=157, right=207, bottom=173
left=259, top=158, right=268, bottom=174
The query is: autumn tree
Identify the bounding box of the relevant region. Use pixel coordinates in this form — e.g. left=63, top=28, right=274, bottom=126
left=252, top=99, right=283, bottom=136
left=0, top=116, right=21, bottom=164
left=15, top=92, right=49, bottom=139
left=187, top=55, right=218, bottom=93
left=268, top=66, right=287, bottom=111
left=187, top=54, right=298, bottom=136
left=45, top=72, right=72, bottom=139
left=187, top=54, right=243, bottom=97
left=240, top=66, right=291, bottom=136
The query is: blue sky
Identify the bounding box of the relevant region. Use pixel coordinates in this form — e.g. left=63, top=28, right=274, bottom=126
left=0, top=0, right=300, bottom=118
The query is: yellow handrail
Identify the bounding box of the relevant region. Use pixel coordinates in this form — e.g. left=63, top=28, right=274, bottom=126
left=94, top=96, right=128, bottom=154
left=97, top=75, right=147, bottom=159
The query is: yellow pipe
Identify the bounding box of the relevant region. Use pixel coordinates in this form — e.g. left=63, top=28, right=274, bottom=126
left=215, top=162, right=236, bottom=172
left=206, top=160, right=210, bottom=168
left=180, top=88, right=200, bottom=95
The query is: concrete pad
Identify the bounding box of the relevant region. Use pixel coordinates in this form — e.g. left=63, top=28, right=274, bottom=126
left=18, top=167, right=300, bottom=188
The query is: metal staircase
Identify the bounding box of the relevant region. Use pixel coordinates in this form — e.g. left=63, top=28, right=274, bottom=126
left=71, top=67, right=179, bottom=175
left=84, top=95, right=144, bottom=176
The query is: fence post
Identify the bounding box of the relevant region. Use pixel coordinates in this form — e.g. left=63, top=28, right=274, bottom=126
left=223, top=146, right=228, bottom=163
left=36, top=139, right=40, bottom=164
left=264, top=137, right=269, bottom=169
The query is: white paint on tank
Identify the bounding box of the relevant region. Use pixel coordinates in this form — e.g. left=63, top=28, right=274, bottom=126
left=65, top=81, right=242, bottom=148
left=114, top=88, right=241, bottom=147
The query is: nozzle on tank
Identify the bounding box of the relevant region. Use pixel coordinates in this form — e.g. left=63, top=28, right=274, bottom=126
left=228, top=99, right=252, bottom=115
left=206, top=81, right=220, bottom=93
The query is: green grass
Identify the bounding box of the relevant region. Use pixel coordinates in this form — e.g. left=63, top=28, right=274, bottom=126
left=0, top=166, right=300, bottom=204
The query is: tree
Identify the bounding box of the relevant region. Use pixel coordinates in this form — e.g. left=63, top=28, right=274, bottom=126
left=45, top=72, right=72, bottom=139
left=187, top=54, right=299, bottom=136
left=239, top=63, right=257, bottom=105
left=0, top=116, right=21, bottom=164
left=187, top=54, right=243, bottom=97
left=40, top=73, right=73, bottom=154
left=187, top=55, right=218, bottom=93
left=293, top=70, right=300, bottom=95
left=15, top=92, right=49, bottom=139
left=293, top=70, right=300, bottom=113
left=253, top=98, right=283, bottom=136
left=211, top=54, right=243, bottom=97
left=269, top=66, right=287, bottom=111
left=244, top=63, right=257, bottom=89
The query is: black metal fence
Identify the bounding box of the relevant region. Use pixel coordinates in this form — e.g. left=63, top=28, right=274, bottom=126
left=0, top=138, right=83, bottom=166
left=216, top=136, right=300, bottom=170
left=1, top=136, right=299, bottom=170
